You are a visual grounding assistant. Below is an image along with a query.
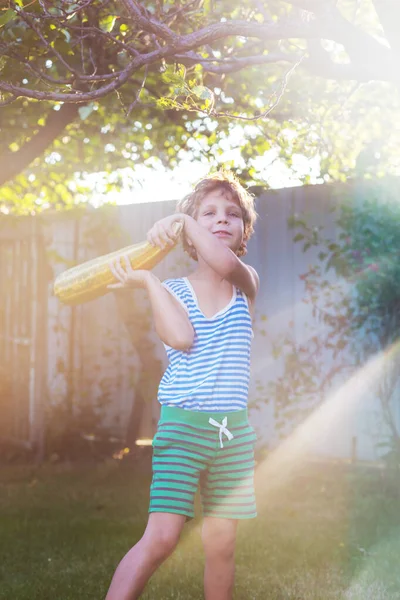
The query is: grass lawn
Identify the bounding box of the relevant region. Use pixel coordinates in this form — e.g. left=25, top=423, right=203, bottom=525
left=1, top=456, right=400, bottom=600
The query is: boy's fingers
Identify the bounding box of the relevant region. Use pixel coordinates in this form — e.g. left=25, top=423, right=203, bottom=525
left=147, top=217, right=180, bottom=248
left=159, top=224, right=174, bottom=240
left=147, top=224, right=175, bottom=248
left=115, top=260, right=127, bottom=279
left=152, top=231, right=165, bottom=249
left=109, top=261, right=120, bottom=280
left=123, top=255, right=133, bottom=273
left=147, top=231, right=154, bottom=246
left=147, top=225, right=161, bottom=246
left=107, top=283, right=123, bottom=289
left=152, top=225, right=169, bottom=248
left=123, top=256, right=141, bottom=276
left=159, top=226, right=175, bottom=247
left=163, top=231, right=175, bottom=245
left=110, top=259, right=127, bottom=283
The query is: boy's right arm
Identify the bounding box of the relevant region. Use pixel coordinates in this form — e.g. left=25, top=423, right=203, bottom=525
left=108, top=257, right=194, bottom=351
left=145, top=272, right=194, bottom=350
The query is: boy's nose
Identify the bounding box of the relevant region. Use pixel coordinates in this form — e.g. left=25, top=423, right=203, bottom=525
left=217, top=216, right=228, bottom=223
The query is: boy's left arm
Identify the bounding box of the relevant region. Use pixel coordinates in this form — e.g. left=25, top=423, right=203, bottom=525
left=240, top=265, right=260, bottom=310
left=147, top=213, right=259, bottom=301
left=182, top=214, right=260, bottom=301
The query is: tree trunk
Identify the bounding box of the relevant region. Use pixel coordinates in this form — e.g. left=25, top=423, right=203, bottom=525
left=0, top=103, right=79, bottom=187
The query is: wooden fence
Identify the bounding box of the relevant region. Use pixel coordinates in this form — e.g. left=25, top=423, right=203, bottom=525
left=0, top=217, right=47, bottom=455
left=0, top=183, right=396, bottom=461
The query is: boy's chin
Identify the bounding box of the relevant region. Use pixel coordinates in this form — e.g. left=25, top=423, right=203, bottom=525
left=220, top=239, right=241, bottom=253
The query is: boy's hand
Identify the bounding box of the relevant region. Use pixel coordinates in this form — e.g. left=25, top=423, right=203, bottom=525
left=108, top=256, right=150, bottom=289
left=147, top=214, right=184, bottom=249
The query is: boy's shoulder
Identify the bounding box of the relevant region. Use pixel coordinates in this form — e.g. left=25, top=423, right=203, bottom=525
left=162, top=277, right=192, bottom=314
left=162, top=276, right=186, bottom=290
left=162, top=277, right=192, bottom=299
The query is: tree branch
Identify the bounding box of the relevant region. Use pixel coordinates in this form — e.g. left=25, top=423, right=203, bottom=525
left=209, top=54, right=305, bottom=120
left=313, top=1, right=392, bottom=70
left=372, top=0, right=400, bottom=56
left=0, top=5, right=396, bottom=104
left=283, top=0, right=332, bottom=12
left=0, top=94, right=17, bottom=107
left=0, top=103, right=79, bottom=187
left=0, top=18, right=321, bottom=102
left=175, top=51, right=297, bottom=73
left=120, top=0, right=178, bottom=42
left=0, top=49, right=159, bottom=102
left=304, top=38, right=391, bottom=82
left=285, top=0, right=393, bottom=74
left=15, top=4, right=81, bottom=78
left=126, top=65, right=148, bottom=115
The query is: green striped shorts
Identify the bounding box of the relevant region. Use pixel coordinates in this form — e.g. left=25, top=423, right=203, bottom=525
left=149, top=405, right=257, bottom=520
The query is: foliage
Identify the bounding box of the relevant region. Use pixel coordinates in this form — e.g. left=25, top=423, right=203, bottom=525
left=1, top=1, right=400, bottom=212
left=339, top=181, right=400, bottom=343
left=269, top=178, right=400, bottom=457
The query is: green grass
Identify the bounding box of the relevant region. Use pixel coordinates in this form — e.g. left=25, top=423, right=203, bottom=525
left=1, top=458, right=399, bottom=599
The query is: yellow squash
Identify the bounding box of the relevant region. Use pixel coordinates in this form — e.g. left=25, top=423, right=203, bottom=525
left=54, top=221, right=183, bottom=306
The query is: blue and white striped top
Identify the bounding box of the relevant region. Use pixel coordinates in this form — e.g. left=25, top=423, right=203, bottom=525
left=158, top=277, right=253, bottom=412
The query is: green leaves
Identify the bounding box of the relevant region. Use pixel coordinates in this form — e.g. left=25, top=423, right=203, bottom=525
left=269, top=179, right=400, bottom=440
left=1, top=0, right=399, bottom=217
left=0, top=9, right=16, bottom=27
left=155, top=97, right=178, bottom=109
left=191, top=85, right=214, bottom=103
left=100, top=15, right=118, bottom=33
left=191, top=85, right=214, bottom=110
left=78, top=103, right=95, bottom=121
left=161, top=64, right=186, bottom=84
left=293, top=233, right=305, bottom=242
left=161, top=64, right=188, bottom=93
left=157, top=64, right=216, bottom=112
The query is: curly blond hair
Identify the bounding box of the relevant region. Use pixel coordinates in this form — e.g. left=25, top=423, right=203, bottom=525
left=176, top=170, right=257, bottom=260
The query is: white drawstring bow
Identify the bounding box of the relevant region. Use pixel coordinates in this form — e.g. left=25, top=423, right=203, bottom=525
left=209, top=416, right=234, bottom=448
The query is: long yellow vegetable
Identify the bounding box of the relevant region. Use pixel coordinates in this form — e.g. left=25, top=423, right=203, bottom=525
left=54, top=221, right=183, bottom=306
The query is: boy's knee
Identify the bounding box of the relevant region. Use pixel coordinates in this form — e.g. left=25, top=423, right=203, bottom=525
left=144, top=524, right=181, bottom=561
left=157, top=531, right=180, bottom=559
left=201, top=520, right=237, bottom=561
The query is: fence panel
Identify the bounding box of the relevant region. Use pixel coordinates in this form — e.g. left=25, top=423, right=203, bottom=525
left=2, top=183, right=395, bottom=462
left=0, top=218, right=47, bottom=454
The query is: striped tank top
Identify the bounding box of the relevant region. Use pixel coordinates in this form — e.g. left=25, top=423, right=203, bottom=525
left=158, top=277, right=253, bottom=412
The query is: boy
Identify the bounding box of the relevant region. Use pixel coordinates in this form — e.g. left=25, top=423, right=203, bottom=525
left=106, top=171, right=259, bottom=600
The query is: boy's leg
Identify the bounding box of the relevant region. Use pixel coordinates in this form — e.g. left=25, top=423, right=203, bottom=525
left=202, top=517, right=238, bottom=600
left=105, top=512, right=186, bottom=600
left=199, top=416, right=257, bottom=600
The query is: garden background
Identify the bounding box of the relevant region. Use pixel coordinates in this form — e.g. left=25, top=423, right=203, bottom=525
left=1, top=1, right=400, bottom=598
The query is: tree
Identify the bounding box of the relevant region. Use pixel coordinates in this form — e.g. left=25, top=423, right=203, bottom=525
left=1, top=0, right=400, bottom=212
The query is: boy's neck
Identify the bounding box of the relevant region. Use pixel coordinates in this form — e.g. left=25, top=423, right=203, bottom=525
left=189, top=262, right=227, bottom=286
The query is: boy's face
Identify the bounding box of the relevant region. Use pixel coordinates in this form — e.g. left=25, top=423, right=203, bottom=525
left=196, top=188, right=245, bottom=254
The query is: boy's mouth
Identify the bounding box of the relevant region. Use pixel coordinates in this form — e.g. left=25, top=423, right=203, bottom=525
left=213, top=230, right=231, bottom=236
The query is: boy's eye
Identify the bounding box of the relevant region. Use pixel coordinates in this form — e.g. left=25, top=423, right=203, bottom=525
left=229, top=212, right=240, bottom=218
left=203, top=211, right=214, bottom=216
